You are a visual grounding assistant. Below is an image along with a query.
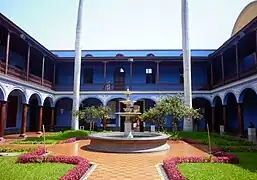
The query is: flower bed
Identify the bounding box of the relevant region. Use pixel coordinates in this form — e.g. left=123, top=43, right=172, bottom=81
left=16, top=147, right=91, bottom=180
left=163, top=151, right=239, bottom=180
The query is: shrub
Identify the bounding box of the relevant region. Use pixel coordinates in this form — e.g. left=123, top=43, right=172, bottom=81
left=16, top=147, right=91, bottom=180
left=163, top=151, right=239, bottom=180
left=0, top=147, right=35, bottom=153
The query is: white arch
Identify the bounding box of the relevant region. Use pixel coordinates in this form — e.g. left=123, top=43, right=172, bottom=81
left=43, top=96, right=54, bottom=107
left=212, top=95, right=222, bottom=107
left=238, top=87, right=257, bottom=103
left=79, top=97, right=104, bottom=105
left=0, top=84, right=6, bottom=101
left=223, top=91, right=237, bottom=105
left=54, top=96, right=73, bottom=107
left=192, top=96, right=212, bottom=105
left=133, top=97, right=157, bottom=103
left=7, top=87, right=27, bottom=103
left=28, top=93, right=43, bottom=106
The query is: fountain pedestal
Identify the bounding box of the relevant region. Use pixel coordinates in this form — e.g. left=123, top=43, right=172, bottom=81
left=124, top=120, right=133, bottom=138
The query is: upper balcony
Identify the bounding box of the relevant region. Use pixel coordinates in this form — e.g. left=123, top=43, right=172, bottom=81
left=54, top=61, right=210, bottom=92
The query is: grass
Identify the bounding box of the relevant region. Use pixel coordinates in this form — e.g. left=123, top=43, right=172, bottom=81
left=11, top=130, right=89, bottom=144
left=171, top=131, right=255, bottom=146
left=178, top=152, right=257, bottom=180
left=0, top=156, right=73, bottom=180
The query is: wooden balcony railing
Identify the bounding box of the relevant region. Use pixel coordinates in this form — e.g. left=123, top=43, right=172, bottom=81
left=0, top=60, right=53, bottom=89
left=0, top=60, right=5, bottom=73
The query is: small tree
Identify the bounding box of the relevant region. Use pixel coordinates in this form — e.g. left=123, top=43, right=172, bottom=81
left=73, top=106, right=99, bottom=133
left=140, top=95, right=202, bottom=133
left=97, top=106, right=112, bottom=130
left=140, top=107, right=166, bottom=132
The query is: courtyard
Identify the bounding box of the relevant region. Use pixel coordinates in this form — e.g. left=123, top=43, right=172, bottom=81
left=1, top=131, right=257, bottom=180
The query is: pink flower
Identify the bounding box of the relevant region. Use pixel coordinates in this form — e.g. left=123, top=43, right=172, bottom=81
left=163, top=152, right=239, bottom=180
left=16, top=147, right=90, bottom=180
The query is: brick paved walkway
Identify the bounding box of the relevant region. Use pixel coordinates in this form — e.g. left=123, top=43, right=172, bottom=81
left=46, top=140, right=207, bottom=180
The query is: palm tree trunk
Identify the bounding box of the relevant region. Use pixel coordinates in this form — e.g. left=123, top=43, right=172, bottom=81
left=72, top=0, right=84, bottom=130
left=181, top=0, right=193, bottom=131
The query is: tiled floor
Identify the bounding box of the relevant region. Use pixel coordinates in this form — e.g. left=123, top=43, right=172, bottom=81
left=46, top=140, right=207, bottom=180
left=1, top=134, right=207, bottom=180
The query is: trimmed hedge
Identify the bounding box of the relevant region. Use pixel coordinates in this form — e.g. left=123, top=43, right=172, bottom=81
left=16, top=147, right=91, bottom=180
left=163, top=151, right=239, bottom=180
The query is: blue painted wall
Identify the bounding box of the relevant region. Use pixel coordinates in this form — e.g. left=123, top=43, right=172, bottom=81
left=55, top=61, right=209, bottom=91
left=240, top=54, right=256, bottom=71
left=242, top=90, right=257, bottom=133
left=227, top=95, right=238, bottom=131
left=0, top=45, right=26, bottom=70
left=55, top=98, right=72, bottom=127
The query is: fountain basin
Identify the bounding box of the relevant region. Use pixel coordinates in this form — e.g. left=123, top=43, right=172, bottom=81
left=87, top=132, right=170, bottom=153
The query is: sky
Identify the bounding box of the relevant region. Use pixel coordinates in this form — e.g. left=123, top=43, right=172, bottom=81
left=0, top=0, right=254, bottom=50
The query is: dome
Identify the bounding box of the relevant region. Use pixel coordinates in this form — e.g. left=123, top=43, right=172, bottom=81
left=232, top=1, right=257, bottom=36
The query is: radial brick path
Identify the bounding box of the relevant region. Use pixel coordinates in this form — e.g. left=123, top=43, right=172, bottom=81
left=46, top=140, right=207, bottom=180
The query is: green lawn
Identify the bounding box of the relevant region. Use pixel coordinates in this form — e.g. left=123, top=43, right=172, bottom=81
left=11, top=130, right=89, bottom=144
left=175, top=131, right=254, bottom=146
left=0, top=156, right=73, bottom=180
left=178, top=152, right=257, bottom=180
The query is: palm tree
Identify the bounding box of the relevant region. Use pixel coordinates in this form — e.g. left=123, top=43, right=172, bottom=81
left=181, top=0, right=193, bottom=131
left=72, top=0, right=84, bottom=130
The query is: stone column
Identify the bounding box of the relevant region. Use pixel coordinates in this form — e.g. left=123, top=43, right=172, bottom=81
left=237, top=103, right=244, bottom=136
left=5, top=31, right=10, bottom=74
left=50, top=107, right=55, bottom=131
left=26, top=45, right=31, bottom=81
left=0, top=101, right=7, bottom=141
left=37, top=106, right=43, bottom=134
left=211, top=107, right=215, bottom=132
left=20, top=104, right=29, bottom=137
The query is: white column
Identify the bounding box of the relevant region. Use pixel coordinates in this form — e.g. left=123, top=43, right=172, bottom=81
left=72, top=0, right=84, bottom=130
left=182, top=0, right=193, bottom=131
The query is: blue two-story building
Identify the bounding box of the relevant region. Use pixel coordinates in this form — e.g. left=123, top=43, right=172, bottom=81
left=0, top=2, right=257, bottom=139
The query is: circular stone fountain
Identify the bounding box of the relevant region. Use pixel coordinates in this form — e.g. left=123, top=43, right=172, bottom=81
left=87, top=89, right=170, bottom=153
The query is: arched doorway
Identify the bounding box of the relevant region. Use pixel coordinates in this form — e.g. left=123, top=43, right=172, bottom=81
left=134, top=98, right=156, bottom=132
left=55, top=97, right=73, bottom=130
left=224, top=93, right=238, bottom=134
left=114, top=67, right=125, bottom=90
left=28, top=94, right=41, bottom=131
left=240, top=88, right=257, bottom=136
left=6, top=89, right=25, bottom=131
left=106, top=98, right=125, bottom=131
left=80, top=98, right=103, bottom=130
left=42, top=97, right=53, bottom=130
left=192, top=97, right=211, bottom=132
left=213, top=96, right=223, bottom=132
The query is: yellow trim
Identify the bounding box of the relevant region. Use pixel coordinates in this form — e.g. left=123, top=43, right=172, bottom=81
left=232, top=1, right=257, bottom=36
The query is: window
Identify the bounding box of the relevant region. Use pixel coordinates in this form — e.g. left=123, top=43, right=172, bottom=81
left=146, top=68, right=155, bottom=84
left=83, top=68, right=93, bottom=84
left=179, top=67, right=184, bottom=84
left=119, top=68, right=124, bottom=73
left=146, top=68, right=152, bottom=74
